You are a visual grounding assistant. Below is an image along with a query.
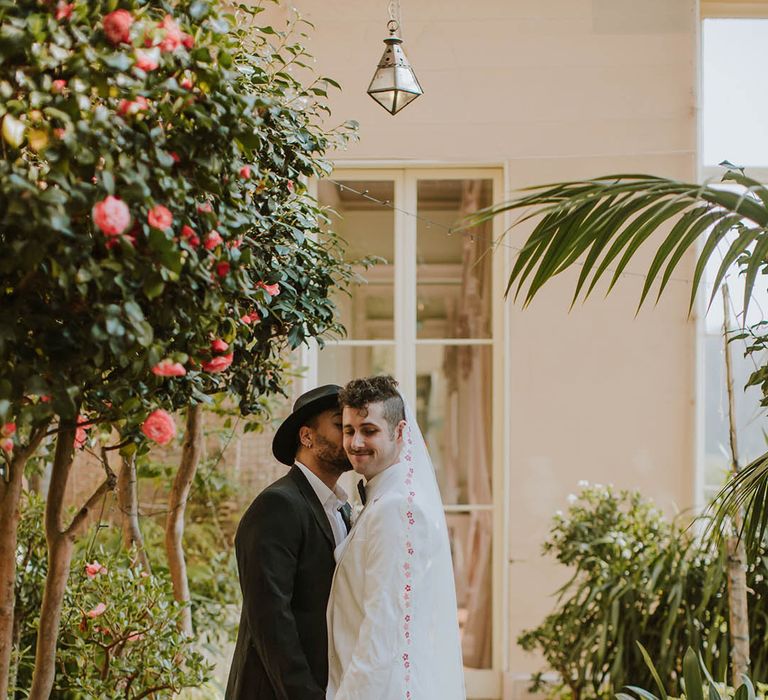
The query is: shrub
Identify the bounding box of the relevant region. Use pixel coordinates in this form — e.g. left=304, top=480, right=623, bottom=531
left=520, top=484, right=768, bottom=700
left=11, top=492, right=211, bottom=698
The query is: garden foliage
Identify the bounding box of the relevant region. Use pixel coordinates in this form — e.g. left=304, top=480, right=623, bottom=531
left=520, top=484, right=768, bottom=700
left=12, top=493, right=211, bottom=699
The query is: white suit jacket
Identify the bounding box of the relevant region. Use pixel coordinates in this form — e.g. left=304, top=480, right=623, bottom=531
left=327, top=461, right=466, bottom=700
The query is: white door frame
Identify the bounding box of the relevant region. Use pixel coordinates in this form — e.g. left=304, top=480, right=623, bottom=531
left=307, top=164, right=511, bottom=699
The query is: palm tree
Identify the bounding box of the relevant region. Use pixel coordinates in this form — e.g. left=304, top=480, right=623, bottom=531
left=471, top=167, right=768, bottom=547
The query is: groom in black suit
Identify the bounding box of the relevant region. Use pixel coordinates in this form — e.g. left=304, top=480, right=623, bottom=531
left=225, top=385, right=353, bottom=700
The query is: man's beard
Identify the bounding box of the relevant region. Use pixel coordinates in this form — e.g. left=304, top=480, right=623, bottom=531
left=315, top=435, right=353, bottom=474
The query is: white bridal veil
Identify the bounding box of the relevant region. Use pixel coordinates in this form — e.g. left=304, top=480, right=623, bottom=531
left=397, top=392, right=466, bottom=699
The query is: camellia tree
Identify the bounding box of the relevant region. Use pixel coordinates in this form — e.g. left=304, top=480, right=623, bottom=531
left=0, top=0, right=354, bottom=696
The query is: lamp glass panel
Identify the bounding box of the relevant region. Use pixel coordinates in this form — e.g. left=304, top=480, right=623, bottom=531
left=368, top=67, right=396, bottom=92
left=370, top=90, right=397, bottom=112
left=394, top=66, right=421, bottom=93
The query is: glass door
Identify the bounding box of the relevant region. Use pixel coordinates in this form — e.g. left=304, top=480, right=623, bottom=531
left=312, top=167, right=506, bottom=698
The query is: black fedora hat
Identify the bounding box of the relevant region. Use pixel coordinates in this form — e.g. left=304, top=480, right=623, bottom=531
left=272, top=384, right=343, bottom=466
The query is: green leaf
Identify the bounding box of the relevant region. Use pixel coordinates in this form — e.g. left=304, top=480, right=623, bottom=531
left=101, top=52, right=133, bottom=71
left=635, top=642, right=668, bottom=700
left=143, top=273, right=165, bottom=300
left=683, top=648, right=704, bottom=700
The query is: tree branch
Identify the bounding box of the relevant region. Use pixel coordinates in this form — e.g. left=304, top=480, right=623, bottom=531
left=65, top=474, right=117, bottom=539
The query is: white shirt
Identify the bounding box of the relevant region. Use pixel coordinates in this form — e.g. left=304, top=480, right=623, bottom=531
left=295, top=461, right=349, bottom=546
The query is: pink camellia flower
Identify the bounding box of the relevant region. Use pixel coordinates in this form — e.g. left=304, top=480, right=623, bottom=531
left=103, top=9, right=133, bottom=45
left=152, top=359, right=186, bottom=377
left=1, top=423, right=15, bottom=437
left=85, top=561, right=107, bottom=579
left=51, top=79, right=67, bottom=94
left=286, top=180, right=295, bottom=193
left=55, top=2, right=74, bottom=20
left=86, top=602, right=107, bottom=619
left=180, top=77, right=193, bottom=90
left=117, top=95, right=149, bottom=117
left=135, top=48, right=160, bottom=72
left=141, top=409, right=176, bottom=445
left=211, top=339, right=229, bottom=353
left=181, top=224, right=200, bottom=247
left=182, top=33, right=194, bottom=49
left=258, top=281, right=280, bottom=297
left=1, top=439, right=12, bottom=456
left=202, top=353, right=233, bottom=373
left=126, top=631, right=145, bottom=642
left=169, top=151, right=180, bottom=163
left=158, top=14, right=183, bottom=53
left=197, top=201, right=213, bottom=214
left=239, top=165, right=251, bottom=180
left=147, top=204, right=173, bottom=230
left=74, top=416, right=89, bottom=450
left=240, top=311, right=261, bottom=325
left=216, top=261, right=231, bottom=278
left=204, top=230, right=222, bottom=250
left=92, top=196, right=131, bottom=237
left=53, top=128, right=66, bottom=139
left=40, top=395, right=52, bottom=403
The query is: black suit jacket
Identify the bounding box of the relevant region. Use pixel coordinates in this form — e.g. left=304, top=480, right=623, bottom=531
left=225, top=465, right=337, bottom=700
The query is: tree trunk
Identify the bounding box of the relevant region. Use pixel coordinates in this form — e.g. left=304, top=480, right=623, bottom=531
left=28, top=422, right=116, bottom=700
left=0, top=425, right=47, bottom=699
left=722, top=284, right=751, bottom=686
left=26, top=471, right=43, bottom=495
left=118, top=453, right=151, bottom=574
left=165, top=404, right=203, bottom=636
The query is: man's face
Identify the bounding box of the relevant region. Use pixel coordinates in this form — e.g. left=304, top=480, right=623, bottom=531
left=308, top=408, right=352, bottom=475
left=342, top=402, right=403, bottom=480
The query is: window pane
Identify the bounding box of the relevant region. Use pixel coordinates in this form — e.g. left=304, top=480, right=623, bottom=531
left=416, top=344, right=492, bottom=505
left=703, top=333, right=768, bottom=501
left=701, top=189, right=768, bottom=498
left=317, top=179, right=395, bottom=340
left=317, top=344, right=395, bottom=386
left=448, top=511, right=493, bottom=670
left=702, top=19, right=768, bottom=166
left=416, top=179, right=493, bottom=339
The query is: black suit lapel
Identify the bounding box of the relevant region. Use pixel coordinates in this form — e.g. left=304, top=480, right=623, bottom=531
left=289, top=465, right=335, bottom=550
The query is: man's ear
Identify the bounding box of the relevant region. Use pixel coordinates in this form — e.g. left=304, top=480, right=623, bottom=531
left=395, top=420, right=406, bottom=442
left=298, top=424, right=313, bottom=448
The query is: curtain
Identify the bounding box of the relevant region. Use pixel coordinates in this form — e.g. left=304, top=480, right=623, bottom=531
left=442, top=180, right=493, bottom=669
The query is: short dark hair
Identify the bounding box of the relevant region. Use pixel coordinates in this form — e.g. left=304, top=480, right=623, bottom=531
left=338, top=375, right=405, bottom=433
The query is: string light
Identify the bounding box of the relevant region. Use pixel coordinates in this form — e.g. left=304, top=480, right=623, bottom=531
left=326, top=178, right=693, bottom=286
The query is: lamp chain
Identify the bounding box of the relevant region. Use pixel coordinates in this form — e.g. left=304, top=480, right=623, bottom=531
left=388, top=0, right=401, bottom=31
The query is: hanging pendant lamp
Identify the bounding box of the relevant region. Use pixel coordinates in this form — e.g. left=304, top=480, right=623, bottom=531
left=367, top=19, right=423, bottom=115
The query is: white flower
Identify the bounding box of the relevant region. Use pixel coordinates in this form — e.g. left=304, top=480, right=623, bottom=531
left=577, top=480, right=589, bottom=487
left=566, top=494, right=578, bottom=504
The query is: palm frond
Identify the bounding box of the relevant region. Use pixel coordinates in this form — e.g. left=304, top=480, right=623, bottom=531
left=708, top=450, right=768, bottom=558
left=469, top=172, right=768, bottom=316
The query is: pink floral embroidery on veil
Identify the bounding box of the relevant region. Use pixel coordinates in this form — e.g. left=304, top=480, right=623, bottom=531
left=401, top=423, right=416, bottom=698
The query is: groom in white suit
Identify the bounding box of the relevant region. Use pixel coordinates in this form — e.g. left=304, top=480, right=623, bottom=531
left=327, top=375, right=465, bottom=700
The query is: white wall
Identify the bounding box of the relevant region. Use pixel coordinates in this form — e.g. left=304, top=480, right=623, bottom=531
left=262, top=0, right=699, bottom=693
